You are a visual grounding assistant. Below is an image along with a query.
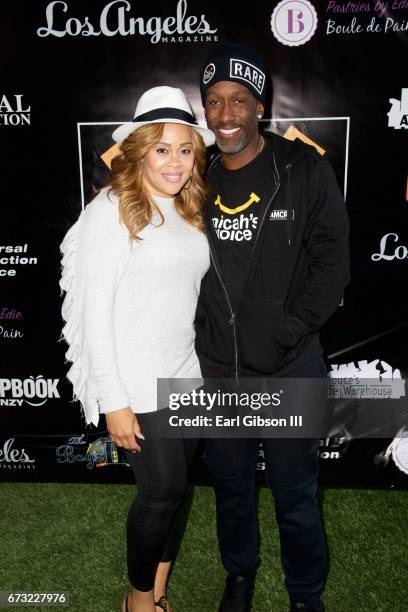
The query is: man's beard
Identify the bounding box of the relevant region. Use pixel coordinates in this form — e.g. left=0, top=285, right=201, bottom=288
left=215, top=131, right=248, bottom=155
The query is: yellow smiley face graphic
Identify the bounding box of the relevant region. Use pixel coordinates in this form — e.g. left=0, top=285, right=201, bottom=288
left=214, top=192, right=261, bottom=215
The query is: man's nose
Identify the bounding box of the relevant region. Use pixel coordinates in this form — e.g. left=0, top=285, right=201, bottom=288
left=219, top=102, right=235, bottom=124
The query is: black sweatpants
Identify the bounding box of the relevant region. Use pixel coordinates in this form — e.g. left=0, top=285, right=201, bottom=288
left=124, top=411, right=197, bottom=591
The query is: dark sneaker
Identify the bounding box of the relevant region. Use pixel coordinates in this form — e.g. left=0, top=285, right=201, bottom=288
left=218, top=574, right=256, bottom=612
left=290, top=602, right=325, bottom=612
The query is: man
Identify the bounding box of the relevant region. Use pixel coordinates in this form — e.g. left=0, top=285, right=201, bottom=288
left=194, top=44, right=350, bottom=612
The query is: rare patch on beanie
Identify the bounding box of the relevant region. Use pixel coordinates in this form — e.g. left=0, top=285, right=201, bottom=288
left=200, top=43, right=268, bottom=105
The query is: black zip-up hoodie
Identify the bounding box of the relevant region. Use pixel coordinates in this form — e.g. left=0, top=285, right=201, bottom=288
left=195, top=132, right=350, bottom=379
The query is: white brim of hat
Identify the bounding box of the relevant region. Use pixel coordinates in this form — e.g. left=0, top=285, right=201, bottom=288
left=112, top=118, right=215, bottom=147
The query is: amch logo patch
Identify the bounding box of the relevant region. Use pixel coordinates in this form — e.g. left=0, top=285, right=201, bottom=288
left=229, top=59, right=266, bottom=96
left=270, top=209, right=295, bottom=221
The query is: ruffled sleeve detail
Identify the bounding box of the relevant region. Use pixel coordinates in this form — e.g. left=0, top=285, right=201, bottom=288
left=60, top=216, right=99, bottom=427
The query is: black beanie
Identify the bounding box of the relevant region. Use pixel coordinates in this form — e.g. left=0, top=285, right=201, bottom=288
left=199, top=43, right=268, bottom=106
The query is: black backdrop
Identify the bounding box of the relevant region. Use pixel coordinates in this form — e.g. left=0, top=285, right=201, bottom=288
left=1, top=0, right=407, bottom=486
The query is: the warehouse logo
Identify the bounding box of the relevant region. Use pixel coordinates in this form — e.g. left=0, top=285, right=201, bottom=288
left=271, top=0, right=318, bottom=47
left=328, top=359, right=404, bottom=399
left=0, top=376, right=61, bottom=407
left=0, top=95, right=30, bottom=126
left=0, top=438, right=36, bottom=470
left=388, top=88, right=408, bottom=130
left=371, top=233, right=408, bottom=262
left=37, top=0, right=218, bottom=44
left=329, top=359, right=401, bottom=381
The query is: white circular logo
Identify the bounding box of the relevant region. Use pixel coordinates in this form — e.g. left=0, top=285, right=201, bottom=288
left=392, top=434, right=408, bottom=475
left=203, top=62, right=216, bottom=85
left=271, top=0, right=318, bottom=47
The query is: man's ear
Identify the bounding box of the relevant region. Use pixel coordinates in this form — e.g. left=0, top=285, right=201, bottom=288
left=257, top=101, right=264, bottom=118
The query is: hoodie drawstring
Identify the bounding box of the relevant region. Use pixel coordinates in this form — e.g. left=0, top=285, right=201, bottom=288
left=286, top=163, right=293, bottom=247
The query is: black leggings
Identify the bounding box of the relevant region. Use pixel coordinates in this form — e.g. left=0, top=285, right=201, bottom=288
left=124, top=411, right=198, bottom=591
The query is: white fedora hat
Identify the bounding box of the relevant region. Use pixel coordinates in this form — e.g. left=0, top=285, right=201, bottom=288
left=112, top=86, right=215, bottom=147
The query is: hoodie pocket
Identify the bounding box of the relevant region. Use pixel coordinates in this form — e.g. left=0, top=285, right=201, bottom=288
left=238, top=298, right=292, bottom=374
left=195, top=288, right=235, bottom=367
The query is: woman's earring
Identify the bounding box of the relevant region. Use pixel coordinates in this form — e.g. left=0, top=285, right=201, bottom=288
left=257, top=114, right=262, bottom=119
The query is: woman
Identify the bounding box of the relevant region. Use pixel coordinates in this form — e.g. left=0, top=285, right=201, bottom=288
left=60, top=86, right=215, bottom=612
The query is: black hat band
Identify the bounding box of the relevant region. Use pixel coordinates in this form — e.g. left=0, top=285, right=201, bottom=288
left=133, top=107, right=196, bottom=124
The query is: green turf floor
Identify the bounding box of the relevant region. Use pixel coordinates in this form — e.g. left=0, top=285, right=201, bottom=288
left=0, top=483, right=406, bottom=612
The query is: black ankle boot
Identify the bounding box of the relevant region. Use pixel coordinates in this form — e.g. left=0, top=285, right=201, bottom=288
left=218, top=573, right=256, bottom=612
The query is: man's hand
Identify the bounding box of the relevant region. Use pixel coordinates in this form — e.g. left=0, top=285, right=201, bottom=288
left=105, top=407, right=145, bottom=452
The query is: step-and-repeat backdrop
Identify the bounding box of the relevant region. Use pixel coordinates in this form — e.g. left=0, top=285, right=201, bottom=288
left=1, top=0, right=407, bottom=486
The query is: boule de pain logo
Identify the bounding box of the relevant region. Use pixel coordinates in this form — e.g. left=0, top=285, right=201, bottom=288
left=37, top=0, right=218, bottom=44
left=0, top=306, right=24, bottom=340
left=271, top=0, right=318, bottom=47
left=388, top=88, right=408, bottom=130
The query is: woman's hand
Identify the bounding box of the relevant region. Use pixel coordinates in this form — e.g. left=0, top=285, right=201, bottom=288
left=105, top=407, right=145, bottom=452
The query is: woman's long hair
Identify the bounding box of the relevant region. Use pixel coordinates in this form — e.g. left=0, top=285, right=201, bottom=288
left=108, top=123, right=207, bottom=241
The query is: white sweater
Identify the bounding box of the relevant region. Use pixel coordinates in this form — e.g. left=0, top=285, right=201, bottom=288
left=60, top=188, right=209, bottom=427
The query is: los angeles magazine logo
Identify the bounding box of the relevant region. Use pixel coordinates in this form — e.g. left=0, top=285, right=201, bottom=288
left=0, top=376, right=61, bottom=407
left=0, top=438, right=36, bottom=471
left=371, top=233, right=408, bottom=262
left=36, top=0, right=218, bottom=44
